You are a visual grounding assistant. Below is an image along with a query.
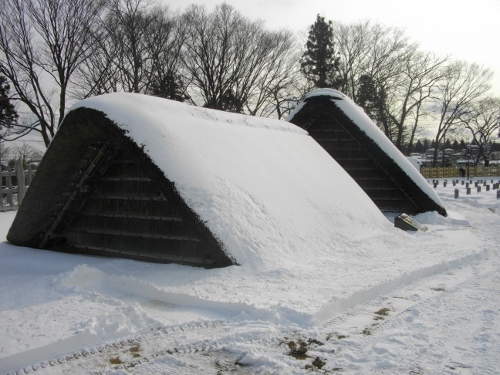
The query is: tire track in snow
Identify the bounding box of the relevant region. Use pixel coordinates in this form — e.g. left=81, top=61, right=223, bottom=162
left=2, top=320, right=224, bottom=375
left=3, top=319, right=286, bottom=375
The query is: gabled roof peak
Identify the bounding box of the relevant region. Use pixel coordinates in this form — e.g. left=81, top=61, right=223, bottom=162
left=304, top=88, right=345, bottom=100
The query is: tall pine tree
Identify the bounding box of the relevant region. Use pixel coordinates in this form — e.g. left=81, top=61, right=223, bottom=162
left=0, top=75, right=18, bottom=131
left=356, top=75, right=379, bottom=118
left=300, top=15, right=341, bottom=89
left=356, top=74, right=390, bottom=136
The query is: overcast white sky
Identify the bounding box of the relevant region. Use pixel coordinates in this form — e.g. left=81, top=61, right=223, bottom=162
left=164, top=0, right=500, bottom=96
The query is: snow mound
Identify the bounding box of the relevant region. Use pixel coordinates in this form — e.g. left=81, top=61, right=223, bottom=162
left=70, top=93, right=392, bottom=269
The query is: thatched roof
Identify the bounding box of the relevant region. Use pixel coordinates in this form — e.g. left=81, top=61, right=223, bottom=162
left=7, top=107, right=236, bottom=267
left=287, top=89, right=446, bottom=216
left=8, top=93, right=392, bottom=268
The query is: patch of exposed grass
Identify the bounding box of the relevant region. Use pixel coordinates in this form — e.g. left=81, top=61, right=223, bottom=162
left=109, top=356, right=122, bottom=365
left=326, top=333, right=348, bottom=341
left=129, top=344, right=141, bottom=358
left=431, top=287, right=445, bottom=292
left=282, top=336, right=327, bottom=363
left=305, top=356, right=326, bottom=370
left=363, top=322, right=380, bottom=335
left=375, top=308, right=390, bottom=316
left=287, top=340, right=308, bottom=360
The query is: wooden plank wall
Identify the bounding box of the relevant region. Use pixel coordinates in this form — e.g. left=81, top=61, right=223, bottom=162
left=309, top=114, right=416, bottom=213
left=62, top=150, right=213, bottom=266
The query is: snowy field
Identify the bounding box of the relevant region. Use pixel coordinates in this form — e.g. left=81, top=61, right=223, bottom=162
left=1, top=177, right=499, bottom=374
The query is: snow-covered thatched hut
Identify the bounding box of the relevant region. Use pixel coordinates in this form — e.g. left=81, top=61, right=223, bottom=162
left=8, top=93, right=393, bottom=268
left=287, top=89, right=446, bottom=216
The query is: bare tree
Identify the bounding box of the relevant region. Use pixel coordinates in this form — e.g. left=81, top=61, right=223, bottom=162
left=334, top=21, right=412, bottom=101
left=385, top=50, right=448, bottom=151
left=254, top=58, right=304, bottom=119
left=144, top=6, right=189, bottom=101
left=244, top=31, right=301, bottom=118
left=183, top=4, right=297, bottom=114
left=459, top=96, right=500, bottom=164
left=4, top=142, right=44, bottom=169
left=0, top=0, right=107, bottom=147
left=430, top=61, right=493, bottom=166
left=333, top=21, right=443, bottom=147
left=75, top=0, right=188, bottom=101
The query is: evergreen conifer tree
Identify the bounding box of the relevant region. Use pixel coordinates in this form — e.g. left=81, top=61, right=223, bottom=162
left=356, top=74, right=390, bottom=135
left=357, top=75, right=380, bottom=119
left=0, top=75, right=18, bottom=131
left=300, top=15, right=341, bottom=89
left=414, top=140, right=424, bottom=153
left=422, top=139, right=430, bottom=150
left=150, top=72, right=190, bottom=103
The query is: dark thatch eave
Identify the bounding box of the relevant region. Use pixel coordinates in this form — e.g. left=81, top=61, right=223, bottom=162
left=7, top=107, right=235, bottom=268
left=288, top=95, right=447, bottom=216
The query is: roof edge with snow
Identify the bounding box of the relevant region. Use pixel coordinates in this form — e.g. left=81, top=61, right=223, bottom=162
left=287, top=89, right=446, bottom=216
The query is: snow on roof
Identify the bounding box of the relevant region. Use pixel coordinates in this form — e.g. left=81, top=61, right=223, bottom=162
left=288, top=89, right=445, bottom=211
left=69, top=93, right=392, bottom=269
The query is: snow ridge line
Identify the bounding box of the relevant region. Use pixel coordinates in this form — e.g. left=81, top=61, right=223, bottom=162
left=322, top=255, right=496, bottom=340
left=314, top=248, right=486, bottom=324
left=3, top=319, right=229, bottom=375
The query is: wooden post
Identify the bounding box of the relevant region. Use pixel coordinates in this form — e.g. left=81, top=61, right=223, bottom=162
left=477, top=186, right=481, bottom=193
left=0, top=173, right=3, bottom=211
left=6, top=171, right=13, bottom=206
left=16, top=159, right=26, bottom=205
left=26, top=164, right=32, bottom=186
left=467, top=187, right=471, bottom=195
left=454, top=189, right=459, bottom=199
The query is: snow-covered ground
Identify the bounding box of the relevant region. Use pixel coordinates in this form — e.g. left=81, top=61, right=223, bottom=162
left=1, top=177, right=499, bottom=374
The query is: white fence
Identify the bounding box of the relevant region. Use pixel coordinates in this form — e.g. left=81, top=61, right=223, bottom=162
left=0, top=160, right=37, bottom=212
